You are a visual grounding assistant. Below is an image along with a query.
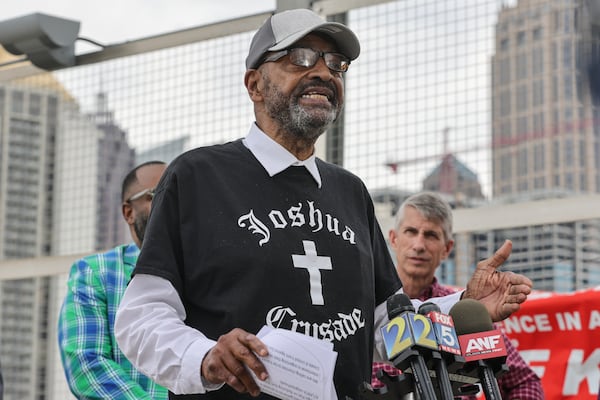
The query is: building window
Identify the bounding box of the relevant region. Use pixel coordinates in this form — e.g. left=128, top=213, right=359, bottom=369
left=531, top=79, right=544, bottom=106
left=29, top=94, right=41, bottom=116
left=501, top=154, right=512, bottom=180
left=563, top=40, right=572, bottom=70
left=566, top=173, right=574, bottom=190
left=533, top=112, right=544, bottom=136
left=517, top=31, right=526, bottom=46
left=11, top=91, right=24, bottom=114
left=564, top=9, right=572, bottom=33
left=500, top=121, right=511, bottom=139
left=575, top=41, right=583, bottom=71
left=516, top=85, right=528, bottom=111
left=516, top=53, right=527, bottom=79
left=532, top=47, right=544, bottom=75
left=499, top=58, right=510, bottom=85
left=564, top=74, right=573, bottom=100
left=517, top=116, right=528, bottom=137
left=564, top=108, right=573, bottom=134
left=553, top=109, right=560, bottom=134
left=576, top=74, right=584, bottom=103
left=517, top=148, right=528, bottom=175
left=534, top=143, right=545, bottom=171
left=554, top=140, right=561, bottom=168
left=564, top=139, right=574, bottom=167
left=500, top=90, right=511, bottom=116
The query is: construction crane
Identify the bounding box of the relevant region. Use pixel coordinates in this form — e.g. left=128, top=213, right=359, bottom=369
left=384, top=127, right=487, bottom=195
left=385, top=127, right=453, bottom=173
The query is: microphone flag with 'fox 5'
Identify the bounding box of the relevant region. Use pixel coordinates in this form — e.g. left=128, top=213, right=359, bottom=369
left=417, top=302, right=461, bottom=400
left=418, top=302, right=461, bottom=357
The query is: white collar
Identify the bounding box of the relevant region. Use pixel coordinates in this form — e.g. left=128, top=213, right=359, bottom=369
left=242, top=123, right=322, bottom=188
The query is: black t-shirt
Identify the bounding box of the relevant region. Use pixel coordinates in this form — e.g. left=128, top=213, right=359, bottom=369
left=136, top=139, right=401, bottom=399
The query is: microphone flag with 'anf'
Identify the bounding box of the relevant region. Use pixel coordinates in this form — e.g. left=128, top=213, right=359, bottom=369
left=449, top=299, right=509, bottom=400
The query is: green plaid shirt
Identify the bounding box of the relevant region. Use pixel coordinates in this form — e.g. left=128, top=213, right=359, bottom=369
left=58, top=243, right=168, bottom=399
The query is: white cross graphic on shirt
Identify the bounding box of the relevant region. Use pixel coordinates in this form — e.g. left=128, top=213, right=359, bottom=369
left=292, top=240, right=332, bottom=305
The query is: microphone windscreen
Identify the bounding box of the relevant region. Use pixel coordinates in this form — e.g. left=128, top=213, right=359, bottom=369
left=418, top=302, right=441, bottom=315
left=449, top=299, right=493, bottom=335
left=386, top=292, right=414, bottom=319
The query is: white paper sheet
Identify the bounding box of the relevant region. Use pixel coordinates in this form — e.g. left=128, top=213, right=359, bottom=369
left=253, top=326, right=338, bottom=400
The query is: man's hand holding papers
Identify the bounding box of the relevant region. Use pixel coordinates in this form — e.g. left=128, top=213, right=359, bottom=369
left=253, top=326, right=338, bottom=400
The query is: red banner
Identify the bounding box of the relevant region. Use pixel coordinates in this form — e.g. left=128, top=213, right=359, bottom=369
left=499, top=287, right=600, bottom=399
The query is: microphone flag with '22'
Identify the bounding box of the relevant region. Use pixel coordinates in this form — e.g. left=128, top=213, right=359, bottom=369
left=449, top=299, right=509, bottom=400
left=379, top=293, right=438, bottom=399
left=417, top=302, right=463, bottom=400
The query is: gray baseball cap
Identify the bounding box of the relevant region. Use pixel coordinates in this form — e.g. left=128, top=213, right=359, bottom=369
left=245, top=8, right=360, bottom=70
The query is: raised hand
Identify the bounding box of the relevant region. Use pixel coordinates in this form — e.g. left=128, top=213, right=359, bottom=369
left=463, top=240, right=533, bottom=321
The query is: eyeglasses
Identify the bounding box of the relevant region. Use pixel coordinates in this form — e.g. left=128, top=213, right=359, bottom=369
left=126, top=187, right=156, bottom=203
left=262, top=48, right=350, bottom=73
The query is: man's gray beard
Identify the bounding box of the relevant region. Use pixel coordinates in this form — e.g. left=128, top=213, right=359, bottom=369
left=283, top=102, right=337, bottom=140
left=263, top=77, right=338, bottom=140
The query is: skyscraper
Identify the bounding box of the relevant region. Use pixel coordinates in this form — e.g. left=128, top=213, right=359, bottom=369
left=0, top=80, right=60, bottom=399
left=476, top=0, right=600, bottom=291
left=0, top=48, right=135, bottom=400
left=491, top=0, right=600, bottom=196
left=88, top=91, right=134, bottom=251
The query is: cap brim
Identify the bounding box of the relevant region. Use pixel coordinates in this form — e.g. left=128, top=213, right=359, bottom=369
left=268, top=22, right=360, bottom=61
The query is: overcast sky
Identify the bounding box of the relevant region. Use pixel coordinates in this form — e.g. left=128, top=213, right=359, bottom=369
left=2, top=1, right=276, bottom=46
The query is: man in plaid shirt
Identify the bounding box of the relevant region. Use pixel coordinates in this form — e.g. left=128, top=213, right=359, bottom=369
left=372, top=192, right=544, bottom=399
left=58, top=161, right=168, bottom=399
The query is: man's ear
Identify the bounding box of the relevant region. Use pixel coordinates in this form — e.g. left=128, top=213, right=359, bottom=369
left=122, top=202, right=134, bottom=225
left=388, top=229, right=398, bottom=248
left=443, top=239, right=455, bottom=260
left=244, top=69, right=264, bottom=102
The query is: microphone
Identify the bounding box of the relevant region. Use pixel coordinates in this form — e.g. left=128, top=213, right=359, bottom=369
left=449, top=299, right=508, bottom=400
left=381, top=293, right=438, bottom=399
left=417, top=302, right=460, bottom=400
